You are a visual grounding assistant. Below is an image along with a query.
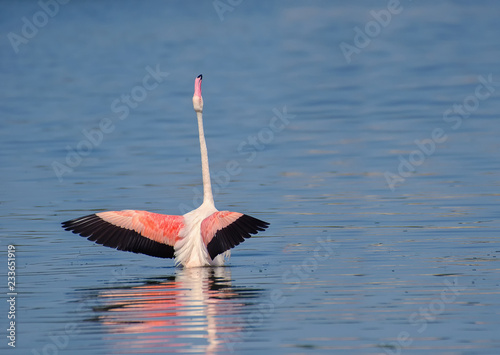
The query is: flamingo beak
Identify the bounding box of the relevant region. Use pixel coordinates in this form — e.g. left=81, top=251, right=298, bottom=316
left=193, top=74, right=203, bottom=113
left=194, top=74, right=202, bottom=98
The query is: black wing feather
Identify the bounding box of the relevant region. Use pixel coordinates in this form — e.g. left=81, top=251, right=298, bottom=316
left=62, top=214, right=175, bottom=259
left=206, top=214, right=269, bottom=260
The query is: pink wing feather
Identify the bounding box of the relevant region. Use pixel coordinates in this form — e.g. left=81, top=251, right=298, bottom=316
left=62, top=210, right=184, bottom=259
left=201, top=211, right=269, bottom=259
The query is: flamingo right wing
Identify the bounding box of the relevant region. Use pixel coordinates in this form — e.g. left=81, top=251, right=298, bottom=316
left=62, top=210, right=184, bottom=258
left=201, top=211, right=269, bottom=260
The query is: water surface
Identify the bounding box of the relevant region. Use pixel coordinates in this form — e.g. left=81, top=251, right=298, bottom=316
left=1, top=1, right=500, bottom=354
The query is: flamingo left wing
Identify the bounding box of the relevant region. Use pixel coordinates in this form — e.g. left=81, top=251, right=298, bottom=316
left=201, top=211, right=269, bottom=260
left=62, top=210, right=184, bottom=258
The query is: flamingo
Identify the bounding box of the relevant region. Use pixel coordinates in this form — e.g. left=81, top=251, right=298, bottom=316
left=62, top=75, right=269, bottom=267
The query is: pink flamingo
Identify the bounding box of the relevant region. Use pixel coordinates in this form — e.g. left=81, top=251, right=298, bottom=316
left=62, top=75, right=269, bottom=267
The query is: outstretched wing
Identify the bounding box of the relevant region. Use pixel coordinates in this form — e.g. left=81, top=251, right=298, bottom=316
left=62, top=210, right=185, bottom=258
left=201, top=211, right=269, bottom=260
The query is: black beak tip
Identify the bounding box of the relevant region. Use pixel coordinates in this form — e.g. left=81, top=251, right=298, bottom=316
left=197, top=74, right=203, bottom=79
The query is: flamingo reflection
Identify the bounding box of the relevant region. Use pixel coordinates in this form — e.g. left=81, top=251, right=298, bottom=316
left=89, top=267, right=260, bottom=354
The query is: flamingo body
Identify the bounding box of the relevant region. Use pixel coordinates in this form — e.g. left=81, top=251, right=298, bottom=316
left=62, top=75, right=269, bottom=267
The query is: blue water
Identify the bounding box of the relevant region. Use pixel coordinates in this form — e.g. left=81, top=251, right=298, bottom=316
left=1, top=1, right=500, bottom=354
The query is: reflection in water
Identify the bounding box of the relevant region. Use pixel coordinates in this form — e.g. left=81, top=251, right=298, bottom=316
left=86, top=268, right=260, bottom=354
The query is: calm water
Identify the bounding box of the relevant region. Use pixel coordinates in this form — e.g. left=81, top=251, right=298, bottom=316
left=1, top=1, right=500, bottom=354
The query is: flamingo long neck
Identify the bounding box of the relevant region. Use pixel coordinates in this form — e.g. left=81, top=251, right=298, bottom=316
left=197, top=111, right=214, bottom=206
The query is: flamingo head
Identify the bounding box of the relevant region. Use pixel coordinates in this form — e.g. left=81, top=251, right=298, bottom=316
left=192, top=74, right=203, bottom=113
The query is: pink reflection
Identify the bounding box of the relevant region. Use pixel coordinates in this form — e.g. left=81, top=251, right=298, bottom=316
left=95, top=268, right=250, bottom=354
